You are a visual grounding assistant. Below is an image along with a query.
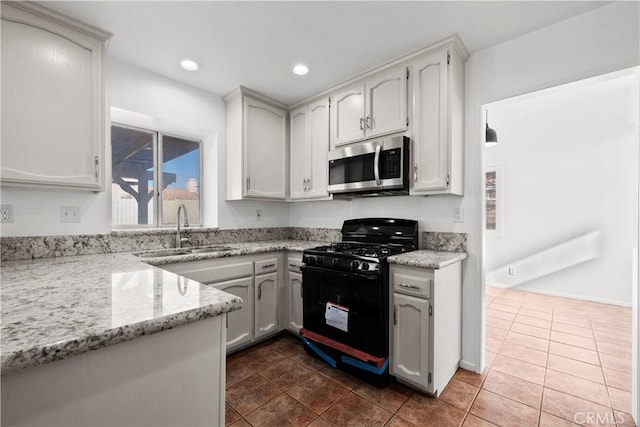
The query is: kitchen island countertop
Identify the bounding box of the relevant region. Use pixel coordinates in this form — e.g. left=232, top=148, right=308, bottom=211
left=388, top=249, right=468, bottom=269
left=0, top=239, right=324, bottom=373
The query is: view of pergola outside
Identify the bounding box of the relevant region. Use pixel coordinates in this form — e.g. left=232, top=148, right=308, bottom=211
left=111, top=124, right=201, bottom=227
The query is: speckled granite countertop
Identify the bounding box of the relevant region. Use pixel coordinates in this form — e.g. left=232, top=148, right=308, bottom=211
left=388, top=250, right=468, bottom=269
left=1, top=240, right=324, bottom=373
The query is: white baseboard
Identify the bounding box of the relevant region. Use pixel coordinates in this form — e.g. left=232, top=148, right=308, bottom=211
left=486, top=283, right=632, bottom=308
left=458, top=359, right=478, bottom=373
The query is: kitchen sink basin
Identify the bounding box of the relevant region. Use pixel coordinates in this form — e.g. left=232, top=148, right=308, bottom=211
left=137, top=245, right=235, bottom=258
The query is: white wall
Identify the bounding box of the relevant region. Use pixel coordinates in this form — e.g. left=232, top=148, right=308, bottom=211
left=484, top=71, right=638, bottom=306
left=0, top=58, right=289, bottom=236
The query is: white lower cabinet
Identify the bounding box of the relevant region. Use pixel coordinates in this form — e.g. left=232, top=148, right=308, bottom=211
left=286, top=254, right=304, bottom=334
left=255, top=272, right=278, bottom=339
left=215, top=277, right=253, bottom=350
left=389, top=261, right=462, bottom=396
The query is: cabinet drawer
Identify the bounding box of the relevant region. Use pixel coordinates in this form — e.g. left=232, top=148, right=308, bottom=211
left=287, top=254, right=303, bottom=272
left=391, top=268, right=433, bottom=298
left=255, top=257, right=278, bottom=274
left=166, top=260, right=253, bottom=284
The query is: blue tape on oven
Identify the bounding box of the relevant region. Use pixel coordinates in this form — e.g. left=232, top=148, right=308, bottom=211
left=302, top=338, right=337, bottom=368
left=341, top=355, right=389, bottom=375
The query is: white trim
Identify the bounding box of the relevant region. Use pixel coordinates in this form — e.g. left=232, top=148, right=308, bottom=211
left=458, top=359, right=477, bottom=373
left=487, top=284, right=633, bottom=308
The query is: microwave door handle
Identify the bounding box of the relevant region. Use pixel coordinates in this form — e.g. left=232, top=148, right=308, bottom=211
left=374, top=144, right=382, bottom=186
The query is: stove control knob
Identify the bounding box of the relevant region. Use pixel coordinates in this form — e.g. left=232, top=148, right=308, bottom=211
left=350, top=260, right=360, bottom=270
left=306, top=256, right=316, bottom=266
left=362, top=262, right=370, bottom=271
left=332, top=258, right=340, bottom=267
left=317, top=257, right=324, bottom=265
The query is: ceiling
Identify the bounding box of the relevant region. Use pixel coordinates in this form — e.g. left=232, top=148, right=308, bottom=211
left=40, top=1, right=609, bottom=105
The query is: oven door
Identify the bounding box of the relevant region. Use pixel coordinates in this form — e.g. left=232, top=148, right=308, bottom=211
left=328, top=135, right=407, bottom=194
left=301, top=265, right=388, bottom=358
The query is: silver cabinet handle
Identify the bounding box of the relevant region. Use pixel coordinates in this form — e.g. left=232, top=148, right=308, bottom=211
left=94, top=156, right=99, bottom=179
left=262, top=264, right=275, bottom=269
left=373, top=143, right=382, bottom=186
left=246, top=177, right=250, bottom=192
left=399, top=283, right=420, bottom=290
left=365, top=114, right=371, bottom=129
left=393, top=305, right=398, bottom=325
left=288, top=263, right=298, bottom=268
left=258, top=283, right=261, bottom=300
left=359, top=117, right=364, bottom=130
left=413, top=164, right=418, bottom=181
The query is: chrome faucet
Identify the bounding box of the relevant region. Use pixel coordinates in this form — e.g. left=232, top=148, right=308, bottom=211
left=176, top=204, right=190, bottom=248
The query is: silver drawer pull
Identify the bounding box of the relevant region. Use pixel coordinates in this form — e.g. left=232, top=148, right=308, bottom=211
left=288, top=263, right=298, bottom=268
left=262, top=263, right=275, bottom=269
left=398, top=283, right=420, bottom=290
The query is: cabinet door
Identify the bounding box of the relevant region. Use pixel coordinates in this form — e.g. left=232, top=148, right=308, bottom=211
left=330, top=84, right=365, bottom=148
left=307, top=98, right=330, bottom=198
left=244, top=97, right=287, bottom=199
left=391, top=293, right=430, bottom=389
left=287, top=271, right=303, bottom=334
left=411, top=50, right=449, bottom=193
left=214, top=277, right=254, bottom=351
left=365, top=67, right=407, bottom=138
left=1, top=5, right=106, bottom=190
left=255, top=272, right=278, bottom=339
left=289, top=105, right=310, bottom=200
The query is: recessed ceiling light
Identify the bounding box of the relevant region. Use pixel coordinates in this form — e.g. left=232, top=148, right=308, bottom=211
left=293, top=64, right=309, bottom=76
left=180, top=59, right=199, bottom=71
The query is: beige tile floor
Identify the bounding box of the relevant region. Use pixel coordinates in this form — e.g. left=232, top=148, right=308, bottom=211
left=225, top=286, right=635, bottom=426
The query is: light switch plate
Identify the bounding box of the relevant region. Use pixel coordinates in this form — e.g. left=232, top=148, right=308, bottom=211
left=60, top=206, right=81, bottom=223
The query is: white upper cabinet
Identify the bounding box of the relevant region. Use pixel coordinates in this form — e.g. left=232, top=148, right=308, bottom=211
left=0, top=2, right=111, bottom=191
left=330, top=67, right=407, bottom=149
left=410, top=44, right=466, bottom=196
left=289, top=98, right=330, bottom=200
left=225, top=87, right=287, bottom=200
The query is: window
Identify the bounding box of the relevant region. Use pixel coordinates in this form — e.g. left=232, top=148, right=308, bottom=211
left=111, top=123, right=201, bottom=228
left=485, top=166, right=502, bottom=235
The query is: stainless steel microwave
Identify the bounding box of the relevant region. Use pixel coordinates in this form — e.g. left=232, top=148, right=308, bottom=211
left=328, top=135, right=410, bottom=196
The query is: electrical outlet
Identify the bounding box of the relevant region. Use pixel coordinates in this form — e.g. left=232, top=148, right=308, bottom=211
left=60, top=206, right=81, bottom=223
left=508, top=266, right=517, bottom=276
left=256, top=209, right=263, bottom=221
left=0, top=204, right=14, bottom=223
left=454, top=208, right=464, bottom=223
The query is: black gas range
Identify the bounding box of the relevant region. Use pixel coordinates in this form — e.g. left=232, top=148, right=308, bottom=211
left=300, top=218, right=418, bottom=382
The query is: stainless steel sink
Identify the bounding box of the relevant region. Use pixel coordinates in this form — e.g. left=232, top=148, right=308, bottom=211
left=137, top=249, right=190, bottom=258
left=188, top=246, right=234, bottom=254
left=136, top=245, right=235, bottom=258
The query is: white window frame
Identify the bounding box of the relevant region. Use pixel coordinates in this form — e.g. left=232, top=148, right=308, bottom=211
left=111, top=107, right=203, bottom=229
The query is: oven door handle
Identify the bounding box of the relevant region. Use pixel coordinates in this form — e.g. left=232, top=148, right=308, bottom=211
left=373, top=143, right=382, bottom=187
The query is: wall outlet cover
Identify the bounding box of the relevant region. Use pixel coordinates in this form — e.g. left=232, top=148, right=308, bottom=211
left=60, top=206, right=81, bottom=223
left=454, top=208, right=464, bottom=223
left=256, top=209, right=263, bottom=221
left=0, top=204, right=14, bottom=223
left=508, top=266, right=517, bottom=275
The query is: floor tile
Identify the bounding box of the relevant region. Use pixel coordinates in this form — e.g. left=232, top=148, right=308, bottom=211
left=439, top=378, right=480, bottom=412
left=236, top=346, right=288, bottom=372
left=491, top=354, right=546, bottom=385
left=290, top=351, right=329, bottom=372
left=396, top=393, right=467, bottom=427
left=244, top=393, right=316, bottom=427
left=485, top=337, right=503, bottom=353
left=287, top=373, right=349, bottom=414
left=544, top=369, right=609, bottom=406
left=268, top=336, right=305, bottom=357
left=596, top=340, right=632, bottom=359
left=470, top=389, right=540, bottom=427
left=225, top=403, right=241, bottom=426
left=590, top=323, right=632, bottom=337
left=599, top=352, right=631, bottom=373
left=614, top=411, right=637, bottom=426
left=548, top=341, right=600, bottom=366
left=552, top=322, right=594, bottom=338
left=486, top=317, right=512, bottom=330
left=553, top=314, right=591, bottom=329
left=454, top=367, right=487, bottom=388
left=321, top=392, right=393, bottom=426
left=226, top=357, right=256, bottom=387
left=499, top=341, right=548, bottom=367
left=229, top=419, right=252, bottom=427
left=226, top=374, right=282, bottom=416
left=499, top=289, right=527, bottom=301
left=385, top=415, right=418, bottom=427
left=593, top=330, right=632, bottom=346
left=603, top=368, right=632, bottom=391
left=515, top=314, right=552, bottom=329
left=607, top=386, right=631, bottom=414
left=520, top=302, right=555, bottom=314
left=550, top=330, right=597, bottom=351
left=541, top=388, right=614, bottom=425
left=486, top=326, right=508, bottom=341
left=482, top=369, right=543, bottom=409
left=485, top=350, right=497, bottom=367
left=547, top=353, right=605, bottom=383
left=488, top=302, right=519, bottom=314
left=504, top=330, right=549, bottom=352
left=462, top=414, right=498, bottom=426
left=259, top=357, right=314, bottom=390
left=493, top=297, right=522, bottom=307
left=486, top=309, right=516, bottom=322
left=352, top=381, right=410, bottom=413
left=539, top=411, right=578, bottom=426
left=510, top=322, right=551, bottom=339
left=519, top=308, right=553, bottom=320
left=318, top=366, right=363, bottom=390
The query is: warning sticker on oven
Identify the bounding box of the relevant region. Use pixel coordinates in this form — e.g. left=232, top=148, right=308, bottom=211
left=325, top=302, right=349, bottom=332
